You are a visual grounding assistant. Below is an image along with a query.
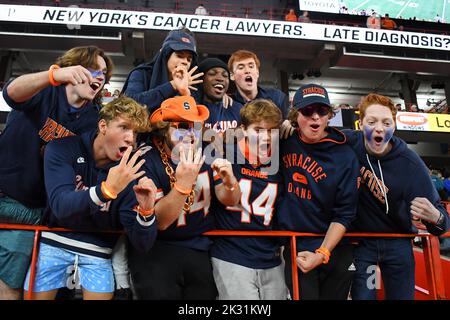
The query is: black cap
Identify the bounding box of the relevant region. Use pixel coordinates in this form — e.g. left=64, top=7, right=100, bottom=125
left=198, top=58, right=229, bottom=74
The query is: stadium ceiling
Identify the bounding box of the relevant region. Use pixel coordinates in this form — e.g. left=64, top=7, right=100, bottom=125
left=1, top=23, right=448, bottom=107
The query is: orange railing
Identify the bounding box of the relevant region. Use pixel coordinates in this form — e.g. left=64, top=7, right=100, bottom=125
left=0, top=223, right=448, bottom=300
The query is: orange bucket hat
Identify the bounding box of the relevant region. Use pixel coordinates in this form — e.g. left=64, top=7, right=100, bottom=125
left=150, top=96, right=210, bottom=124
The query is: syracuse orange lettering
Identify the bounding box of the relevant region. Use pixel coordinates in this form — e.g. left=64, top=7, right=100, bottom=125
left=360, top=166, right=389, bottom=204
left=288, top=182, right=312, bottom=200
left=39, top=117, right=75, bottom=143
left=282, top=153, right=327, bottom=183
left=303, top=87, right=325, bottom=96
left=241, top=167, right=268, bottom=179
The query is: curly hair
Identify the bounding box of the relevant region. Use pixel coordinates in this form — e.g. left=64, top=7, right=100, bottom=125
left=357, top=93, right=397, bottom=121
left=99, top=96, right=150, bottom=133
left=240, top=99, right=282, bottom=129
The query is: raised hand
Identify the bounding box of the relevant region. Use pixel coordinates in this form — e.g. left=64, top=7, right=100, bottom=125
left=280, top=119, right=295, bottom=139
left=133, top=177, right=157, bottom=211
left=52, top=65, right=94, bottom=86
left=211, top=158, right=237, bottom=188
left=174, top=144, right=205, bottom=190
left=222, top=94, right=233, bottom=109
left=104, top=147, right=146, bottom=196
left=188, top=66, right=203, bottom=92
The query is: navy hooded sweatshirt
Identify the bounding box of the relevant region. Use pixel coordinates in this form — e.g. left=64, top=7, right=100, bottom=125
left=276, top=127, right=360, bottom=252
left=344, top=130, right=449, bottom=236
left=0, top=82, right=99, bottom=208
left=42, top=130, right=157, bottom=258
left=232, top=86, right=289, bottom=119
left=122, top=45, right=198, bottom=114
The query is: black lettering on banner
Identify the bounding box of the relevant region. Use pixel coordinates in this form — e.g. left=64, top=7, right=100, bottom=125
left=262, top=22, right=271, bottom=33
left=236, top=21, right=244, bottom=32
left=110, top=13, right=120, bottom=24
left=56, top=10, right=66, bottom=21
left=121, top=13, right=132, bottom=24
left=226, top=21, right=233, bottom=31
left=89, top=11, right=98, bottom=22
left=153, top=15, right=163, bottom=26
left=138, top=14, right=147, bottom=26
left=365, top=30, right=373, bottom=41
left=200, top=18, right=208, bottom=29
left=411, top=35, right=419, bottom=45
left=176, top=17, right=188, bottom=27
left=188, top=17, right=199, bottom=29
left=211, top=19, right=220, bottom=30
left=421, top=35, right=429, bottom=47
left=164, top=16, right=174, bottom=27
left=283, top=24, right=292, bottom=35
left=435, top=37, right=442, bottom=48
left=43, top=9, right=56, bottom=21
left=98, top=12, right=109, bottom=24
left=247, top=21, right=260, bottom=33
left=272, top=23, right=281, bottom=35
left=293, top=25, right=302, bottom=36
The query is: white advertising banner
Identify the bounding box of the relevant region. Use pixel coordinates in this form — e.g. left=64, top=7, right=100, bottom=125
left=1, top=5, right=449, bottom=51
left=396, top=112, right=450, bottom=133
left=299, top=0, right=340, bottom=14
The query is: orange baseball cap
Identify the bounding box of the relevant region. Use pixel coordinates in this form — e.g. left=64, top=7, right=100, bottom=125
left=150, top=96, right=210, bottom=124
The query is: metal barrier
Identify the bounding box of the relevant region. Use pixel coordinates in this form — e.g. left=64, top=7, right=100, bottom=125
left=0, top=223, right=447, bottom=300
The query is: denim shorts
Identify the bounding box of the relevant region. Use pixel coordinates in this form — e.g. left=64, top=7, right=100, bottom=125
left=24, top=243, right=114, bottom=293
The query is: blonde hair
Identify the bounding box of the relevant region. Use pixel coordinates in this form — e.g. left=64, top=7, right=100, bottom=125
left=99, top=96, right=150, bottom=133
left=240, top=99, right=282, bottom=129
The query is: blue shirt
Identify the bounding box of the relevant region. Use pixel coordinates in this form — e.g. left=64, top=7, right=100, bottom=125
left=210, top=141, right=283, bottom=269
left=142, top=143, right=221, bottom=251
left=276, top=128, right=360, bottom=252
left=0, top=83, right=99, bottom=208
left=202, top=100, right=242, bottom=133
left=42, top=130, right=157, bottom=258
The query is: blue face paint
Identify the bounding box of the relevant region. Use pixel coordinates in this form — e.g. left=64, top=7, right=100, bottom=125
left=384, top=127, right=394, bottom=143
left=88, top=68, right=105, bottom=79
left=363, top=125, right=373, bottom=142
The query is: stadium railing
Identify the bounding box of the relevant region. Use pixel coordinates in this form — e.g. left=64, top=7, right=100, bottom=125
left=0, top=222, right=448, bottom=300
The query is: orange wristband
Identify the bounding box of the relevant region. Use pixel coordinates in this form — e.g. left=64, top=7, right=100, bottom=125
left=173, top=182, right=191, bottom=195
left=134, top=205, right=154, bottom=217
left=315, top=247, right=331, bottom=264
left=101, top=181, right=117, bottom=200
left=48, top=64, right=61, bottom=86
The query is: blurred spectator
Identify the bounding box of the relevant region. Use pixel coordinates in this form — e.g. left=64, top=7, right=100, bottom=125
left=112, top=89, right=120, bottom=98
left=430, top=169, right=446, bottom=200
left=195, top=4, right=208, bottom=15
left=102, top=88, right=112, bottom=97
left=382, top=14, right=397, bottom=30
left=298, top=11, right=311, bottom=23
left=366, top=12, right=381, bottom=29
left=410, top=104, right=419, bottom=112
left=434, top=14, right=443, bottom=23
left=285, top=9, right=297, bottom=22
left=395, top=103, right=402, bottom=111
left=54, top=0, right=60, bottom=6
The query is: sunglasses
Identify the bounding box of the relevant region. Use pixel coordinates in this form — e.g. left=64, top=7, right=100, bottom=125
left=170, top=122, right=201, bottom=140
left=299, top=105, right=330, bottom=117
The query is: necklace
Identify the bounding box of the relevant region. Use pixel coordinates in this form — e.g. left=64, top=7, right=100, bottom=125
left=155, top=138, right=195, bottom=214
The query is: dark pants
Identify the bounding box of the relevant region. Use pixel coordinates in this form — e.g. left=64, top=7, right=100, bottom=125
left=351, top=238, right=415, bottom=300
left=128, top=241, right=217, bottom=300
left=284, top=243, right=354, bottom=300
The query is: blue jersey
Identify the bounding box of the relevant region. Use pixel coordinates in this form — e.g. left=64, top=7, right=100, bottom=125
left=0, top=83, right=99, bottom=208
left=276, top=128, right=359, bottom=252
left=42, top=130, right=157, bottom=258
left=202, top=101, right=242, bottom=133
left=142, top=144, right=221, bottom=251
left=210, top=141, right=283, bottom=269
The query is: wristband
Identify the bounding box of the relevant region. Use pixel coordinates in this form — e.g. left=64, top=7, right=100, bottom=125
left=48, top=64, right=61, bottom=86
left=101, top=181, right=117, bottom=200
left=173, top=182, right=191, bottom=195
left=134, top=205, right=154, bottom=217
left=315, top=247, right=331, bottom=264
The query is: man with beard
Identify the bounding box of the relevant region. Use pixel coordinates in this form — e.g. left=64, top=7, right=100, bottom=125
left=0, top=46, right=113, bottom=299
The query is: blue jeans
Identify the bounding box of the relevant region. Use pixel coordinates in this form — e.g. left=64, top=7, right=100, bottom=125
left=351, top=238, right=415, bottom=300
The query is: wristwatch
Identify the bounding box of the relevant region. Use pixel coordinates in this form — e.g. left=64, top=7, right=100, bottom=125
left=435, top=212, right=445, bottom=226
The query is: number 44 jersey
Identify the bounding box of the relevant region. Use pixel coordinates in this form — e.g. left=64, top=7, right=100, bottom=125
left=210, top=141, right=284, bottom=269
